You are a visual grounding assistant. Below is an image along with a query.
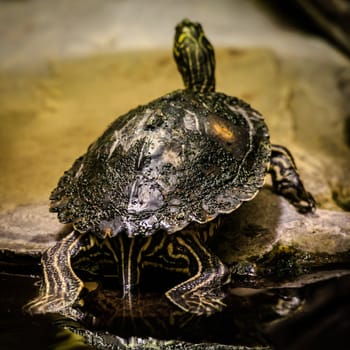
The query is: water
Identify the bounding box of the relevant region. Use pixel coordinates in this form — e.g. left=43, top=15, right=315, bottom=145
left=1, top=272, right=350, bottom=349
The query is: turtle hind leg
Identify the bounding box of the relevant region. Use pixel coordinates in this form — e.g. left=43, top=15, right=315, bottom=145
left=269, top=144, right=316, bottom=213
left=24, top=231, right=86, bottom=316
left=164, top=234, right=229, bottom=316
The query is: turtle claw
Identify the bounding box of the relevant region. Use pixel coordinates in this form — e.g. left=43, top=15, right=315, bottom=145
left=25, top=295, right=86, bottom=321
left=187, top=289, right=227, bottom=316
left=290, top=189, right=316, bottom=214
left=25, top=294, right=69, bottom=315
left=276, top=180, right=316, bottom=214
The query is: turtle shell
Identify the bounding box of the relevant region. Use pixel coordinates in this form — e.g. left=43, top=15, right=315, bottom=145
left=50, top=90, right=270, bottom=237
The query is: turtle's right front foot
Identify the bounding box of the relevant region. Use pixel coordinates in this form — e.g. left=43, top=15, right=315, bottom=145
left=165, top=241, right=229, bottom=315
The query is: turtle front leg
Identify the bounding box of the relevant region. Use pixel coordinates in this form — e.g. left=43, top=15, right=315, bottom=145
left=25, top=230, right=86, bottom=315
left=269, top=144, right=316, bottom=213
left=165, top=234, right=229, bottom=316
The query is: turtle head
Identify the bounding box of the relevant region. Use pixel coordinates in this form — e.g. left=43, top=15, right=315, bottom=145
left=174, top=19, right=215, bottom=93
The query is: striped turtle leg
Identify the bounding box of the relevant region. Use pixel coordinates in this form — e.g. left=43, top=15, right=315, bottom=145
left=164, top=233, right=229, bottom=315
left=269, top=144, right=316, bottom=213
left=25, top=230, right=87, bottom=315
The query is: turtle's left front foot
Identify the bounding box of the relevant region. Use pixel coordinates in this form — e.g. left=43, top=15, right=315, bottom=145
left=269, top=144, right=316, bottom=213
left=24, top=231, right=85, bottom=316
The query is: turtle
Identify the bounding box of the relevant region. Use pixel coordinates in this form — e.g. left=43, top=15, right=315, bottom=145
left=25, top=19, right=315, bottom=317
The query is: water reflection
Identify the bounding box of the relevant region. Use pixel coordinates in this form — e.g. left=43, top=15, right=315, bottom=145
left=1, top=273, right=350, bottom=349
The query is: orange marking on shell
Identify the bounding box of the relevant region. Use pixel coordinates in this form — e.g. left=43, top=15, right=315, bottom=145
left=210, top=120, right=235, bottom=142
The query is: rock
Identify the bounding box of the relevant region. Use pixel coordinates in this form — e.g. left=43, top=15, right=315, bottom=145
left=219, top=189, right=350, bottom=261
left=1, top=189, right=349, bottom=286
left=0, top=203, right=67, bottom=254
